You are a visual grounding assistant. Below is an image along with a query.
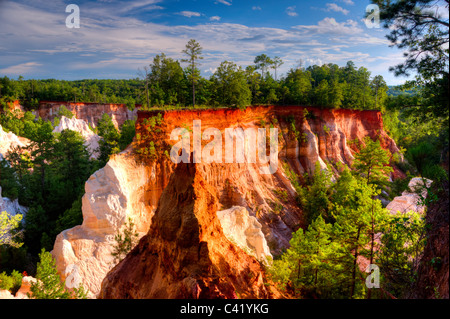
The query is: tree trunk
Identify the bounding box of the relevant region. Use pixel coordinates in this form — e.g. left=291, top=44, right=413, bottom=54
left=367, top=196, right=376, bottom=299
left=146, top=80, right=150, bottom=109
left=192, top=61, right=196, bottom=107
left=350, top=227, right=361, bottom=299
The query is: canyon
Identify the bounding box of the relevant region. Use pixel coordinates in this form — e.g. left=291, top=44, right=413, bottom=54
left=6, top=103, right=442, bottom=299
left=49, top=105, right=405, bottom=298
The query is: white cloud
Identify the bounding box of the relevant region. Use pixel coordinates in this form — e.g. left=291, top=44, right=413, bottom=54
left=341, top=0, right=354, bottom=5
left=178, top=11, right=202, bottom=18
left=0, top=0, right=411, bottom=84
left=325, top=3, right=349, bottom=15
left=210, top=16, right=221, bottom=21
left=0, top=62, right=42, bottom=75
left=252, top=6, right=262, bottom=11
left=293, top=17, right=362, bottom=35
left=117, top=0, right=164, bottom=13
left=286, top=6, right=298, bottom=17
left=215, top=0, right=232, bottom=6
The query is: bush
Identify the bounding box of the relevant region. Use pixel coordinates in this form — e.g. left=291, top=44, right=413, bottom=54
left=0, top=270, right=22, bottom=293
left=30, top=249, right=87, bottom=299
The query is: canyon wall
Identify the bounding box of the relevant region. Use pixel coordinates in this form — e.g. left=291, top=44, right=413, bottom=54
left=53, top=105, right=403, bottom=298
left=51, top=147, right=167, bottom=298
left=34, top=101, right=140, bottom=128
left=100, top=162, right=283, bottom=299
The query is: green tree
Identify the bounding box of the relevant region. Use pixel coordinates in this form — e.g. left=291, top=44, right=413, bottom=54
left=371, top=0, right=449, bottom=159
left=111, top=218, right=139, bottom=264
left=29, top=249, right=87, bottom=299
left=254, top=54, right=273, bottom=79
left=370, top=75, right=388, bottom=109
left=119, top=120, right=136, bottom=150
left=271, top=56, right=284, bottom=80
left=271, top=215, right=337, bottom=297
left=352, top=136, right=393, bottom=188
left=297, top=162, right=333, bottom=224
left=97, top=113, right=120, bottom=164
left=314, top=79, right=330, bottom=107
left=149, top=53, right=187, bottom=106
left=49, top=129, right=91, bottom=216
left=211, top=61, right=251, bottom=108
left=0, top=211, right=23, bottom=248
left=331, top=177, right=390, bottom=299
left=283, top=67, right=312, bottom=105
left=245, top=65, right=262, bottom=104
left=376, top=211, right=426, bottom=297
left=181, top=39, right=204, bottom=107
left=328, top=78, right=344, bottom=108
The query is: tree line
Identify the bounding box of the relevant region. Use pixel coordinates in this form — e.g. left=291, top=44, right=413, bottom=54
left=1, top=40, right=389, bottom=111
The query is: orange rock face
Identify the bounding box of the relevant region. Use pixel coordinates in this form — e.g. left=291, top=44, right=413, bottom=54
left=100, top=162, right=282, bottom=299
left=49, top=105, right=405, bottom=299
left=132, top=105, right=404, bottom=253
left=98, top=105, right=404, bottom=299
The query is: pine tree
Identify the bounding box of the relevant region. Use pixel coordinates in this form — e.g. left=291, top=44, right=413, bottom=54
left=271, top=215, right=335, bottom=297
left=30, top=249, right=87, bottom=299
left=299, top=162, right=333, bottom=224
left=352, top=136, right=393, bottom=188
left=181, top=39, right=203, bottom=107
left=331, top=178, right=389, bottom=299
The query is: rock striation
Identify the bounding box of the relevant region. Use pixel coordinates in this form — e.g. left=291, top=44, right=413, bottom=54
left=99, top=162, right=282, bottom=299
left=51, top=148, right=161, bottom=298
left=53, top=105, right=404, bottom=298
left=35, top=101, right=139, bottom=129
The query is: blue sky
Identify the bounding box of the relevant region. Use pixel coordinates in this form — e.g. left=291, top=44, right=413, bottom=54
left=1, top=0, right=445, bottom=85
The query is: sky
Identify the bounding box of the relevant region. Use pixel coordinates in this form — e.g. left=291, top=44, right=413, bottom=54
left=0, top=0, right=444, bottom=85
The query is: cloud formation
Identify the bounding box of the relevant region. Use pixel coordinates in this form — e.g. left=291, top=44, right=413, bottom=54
left=178, top=11, right=202, bottom=18
left=0, top=62, right=43, bottom=75
left=215, top=0, right=232, bottom=6
left=286, top=6, right=298, bottom=17
left=325, top=3, right=349, bottom=15
left=0, top=0, right=407, bottom=84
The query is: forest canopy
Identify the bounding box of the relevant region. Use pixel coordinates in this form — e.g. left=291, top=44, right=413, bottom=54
left=0, top=58, right=390, bottom=111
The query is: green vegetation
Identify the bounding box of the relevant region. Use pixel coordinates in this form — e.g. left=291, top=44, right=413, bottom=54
left=1, top=40, right=390, bottom=111
left=0, top=270, right=22, bottom=294
left=29, top=249, right=87, bottom=299
left=269, top=0, right=448, bottom=298
left=111, top=218, right=139, bottom=264
left=0, top=9, right=448, bottom=299
left=271, top=164, right=426, bottom=299
left=0, top=211, right=23, bottom=248
left=0, top=106, right=136, bottom=276
left=352, top=136, right=393, bottom=188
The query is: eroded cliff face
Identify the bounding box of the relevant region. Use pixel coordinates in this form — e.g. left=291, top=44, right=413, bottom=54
left=52, top=148, right=169, bottom=298
left=134, top=106, right=402, bottom=249
left=34, top=101, right=139, bottom=128
left=53, top=105, right=403, bottom=298
left=100, top=162, right=282, bottom=299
